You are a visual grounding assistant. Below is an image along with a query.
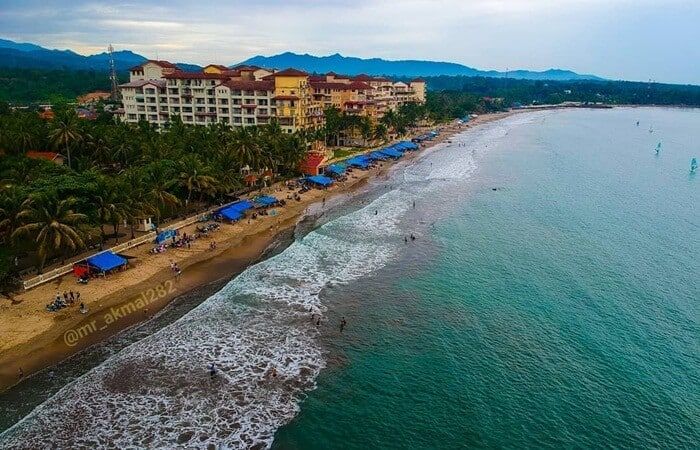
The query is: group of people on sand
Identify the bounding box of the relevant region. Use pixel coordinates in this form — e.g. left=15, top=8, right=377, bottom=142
left=47, top=290, right=87, bottom=314
left=169, top=261, right=182, bottom=278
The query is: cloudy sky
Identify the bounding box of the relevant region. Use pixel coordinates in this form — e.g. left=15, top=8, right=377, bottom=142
left=1, top=0, right=698, bottom=84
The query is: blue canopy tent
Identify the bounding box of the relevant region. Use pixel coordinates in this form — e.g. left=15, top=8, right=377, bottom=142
left=398, top=141, right=418, bottom=150
left=218, top=207, right=243, bottom=221
left=230, top=199, right=254, bottom=211
left=380, top=148, right=403, bottom=159
left=217, top=199, right=254, bottom=221
left=86, top=251, right=128, bottom=273
left=369, top=151, right=388, bottom=161
left=253, top=195, right=278, bottom=207
left=155, top=229, right=177, bottom=244
left=347, top=156, right=371, bottom=169
left=307, top=175, right=334, bottom=186
left=325, top=164, right=346, bottom=177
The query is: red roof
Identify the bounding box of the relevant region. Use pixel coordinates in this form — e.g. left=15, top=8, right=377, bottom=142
left=220, top=80, right=274, bottom=91
left=347, top=81, right=373, bottom=90
left=26, top=151, right=62, bottom=161
left=233, top=65, right=263, bottom=71
left=129, top=60, right=178, bottom=71
left=268, top=68, right=309, bottom=77
left=300, top=152, right=326, bottom=175
left=204, top=64, right=229, bottom=71
left=163, top=71, right=231, bottom=80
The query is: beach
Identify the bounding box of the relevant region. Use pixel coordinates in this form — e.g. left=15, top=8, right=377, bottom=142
left=0, top=110, right=515, bottom=393
left=1, top=107, right=696, bottom=449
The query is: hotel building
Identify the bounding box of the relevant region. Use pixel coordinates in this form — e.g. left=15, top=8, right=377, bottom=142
left=117, top=60, right=426, bottom=133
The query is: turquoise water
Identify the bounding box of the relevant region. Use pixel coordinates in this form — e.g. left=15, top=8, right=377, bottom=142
left=273, top=108, right=699, bottom=449
left=2, top=108, right=697, bottom=449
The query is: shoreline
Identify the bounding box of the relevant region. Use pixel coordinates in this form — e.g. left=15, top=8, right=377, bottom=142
left=0, top=110, right=519, bottom=394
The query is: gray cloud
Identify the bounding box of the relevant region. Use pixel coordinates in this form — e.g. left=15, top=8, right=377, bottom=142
left=0, top=0, right=698, bottom=83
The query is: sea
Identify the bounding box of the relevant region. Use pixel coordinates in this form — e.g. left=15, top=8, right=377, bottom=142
left=0, top=107, right=698, bottom=449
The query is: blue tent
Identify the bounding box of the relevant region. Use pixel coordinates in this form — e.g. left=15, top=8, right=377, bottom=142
left=229, top=199, right=254, bottom=212
left=347, top=156, right=370, bottom=169
left=380, top=148, right=403, bottom=158
left=369, top=151, right=388, bottom=161
left=217, top=199, right=254, bottom=221
left=219, top=207, right=243, bottom=221
left=87, top=251, right=127, bottom=272
left=307, top=175, right=333, bottom=186
left=325, top=164, right=346, bottom=176
left=155, top=229, right=177, bottom=244
left=397, top=141, right=418, bottom=150
left=253, top=195, right=278, bottom=207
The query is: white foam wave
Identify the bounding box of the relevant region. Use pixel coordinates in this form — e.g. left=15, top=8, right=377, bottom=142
left=1, top=117, right=518, bottom=449
left=0, top=190, right=411, bottom=450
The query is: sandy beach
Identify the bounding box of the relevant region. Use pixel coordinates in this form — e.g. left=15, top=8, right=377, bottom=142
left=0, top=111, right=516, bottom=393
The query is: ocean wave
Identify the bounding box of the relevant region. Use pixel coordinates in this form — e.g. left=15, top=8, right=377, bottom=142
left=0, top=118, right=517, bottom=449
left=0, top=190, right=412, bottom=449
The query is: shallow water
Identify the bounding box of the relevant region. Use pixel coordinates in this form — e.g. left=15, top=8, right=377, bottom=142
left=272, top=107, right=699, bottom=449
left=1, top=108, right=698, bottom=449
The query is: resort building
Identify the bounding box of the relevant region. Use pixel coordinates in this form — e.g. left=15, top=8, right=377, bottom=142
left=117, top=60, right=426, bottom=133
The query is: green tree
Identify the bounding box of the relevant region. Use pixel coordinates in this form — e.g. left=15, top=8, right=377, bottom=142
left=12, top=195, right=86, bottom=270
left=49, top=110, right=82, bottom=169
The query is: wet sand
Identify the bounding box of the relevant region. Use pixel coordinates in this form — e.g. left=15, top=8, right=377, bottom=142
left=0, top=111, right=518, bottom=393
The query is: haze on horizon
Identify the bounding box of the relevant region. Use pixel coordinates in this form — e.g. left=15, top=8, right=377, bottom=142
left=1, top=0, right=698, bottom=85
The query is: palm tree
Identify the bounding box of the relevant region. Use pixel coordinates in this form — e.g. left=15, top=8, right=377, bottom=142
left=0, top=187, right=25, bottom=244
left=12, top=195, right=86, bottom=271
left=178, top=156, right=219, bottom=206
left=49, top=110, right=82, bottom=169
left=373, top=123, right=388, bottom=142
left=92, top=177, right=129, bottom=245
left=142, top=162, right=180, bottom=225
left=359, top=116, right=373, bottom=146
left=230, top=126, right=263, bottom=170
left=119, top=170, right=155, bottom=239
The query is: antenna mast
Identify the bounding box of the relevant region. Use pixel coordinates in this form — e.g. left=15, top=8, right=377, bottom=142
left=108, top=44, right=120, bottom=100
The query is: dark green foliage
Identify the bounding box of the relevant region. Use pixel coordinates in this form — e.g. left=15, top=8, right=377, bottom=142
left=420, top=76, right=700, bottom=107
left=0, top=68, right=127, bottom=104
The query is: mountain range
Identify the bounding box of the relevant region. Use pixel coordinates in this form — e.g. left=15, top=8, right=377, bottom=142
left=0, top=39, right=201, bottom=72
left=0, top=38, right=602, bottom=81
left=238, top=52, right=603, bottom=81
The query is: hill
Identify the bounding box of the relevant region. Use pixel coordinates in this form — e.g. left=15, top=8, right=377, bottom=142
left=237, top=52, right=603, bottom=81
left=0, top=39, right=198, bottom=72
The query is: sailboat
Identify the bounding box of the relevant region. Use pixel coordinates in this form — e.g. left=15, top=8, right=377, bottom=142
left=691, top=158, right=698, bottom=173
left=648, top=125, right=654, bottom=133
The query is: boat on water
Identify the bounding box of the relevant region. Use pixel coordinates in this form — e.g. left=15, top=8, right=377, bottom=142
left=691, top=157, right=698, bottom=173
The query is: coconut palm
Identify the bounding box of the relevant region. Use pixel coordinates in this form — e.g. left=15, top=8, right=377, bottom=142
left=0, top=187, right=25, bottom=243
left=49, top=110, right=82, bottom=169
left=12, top=195, right=86, bottom=270
left=178, top=155, right=219, bottom=205
left=141, top=162, right=180, bottom=225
